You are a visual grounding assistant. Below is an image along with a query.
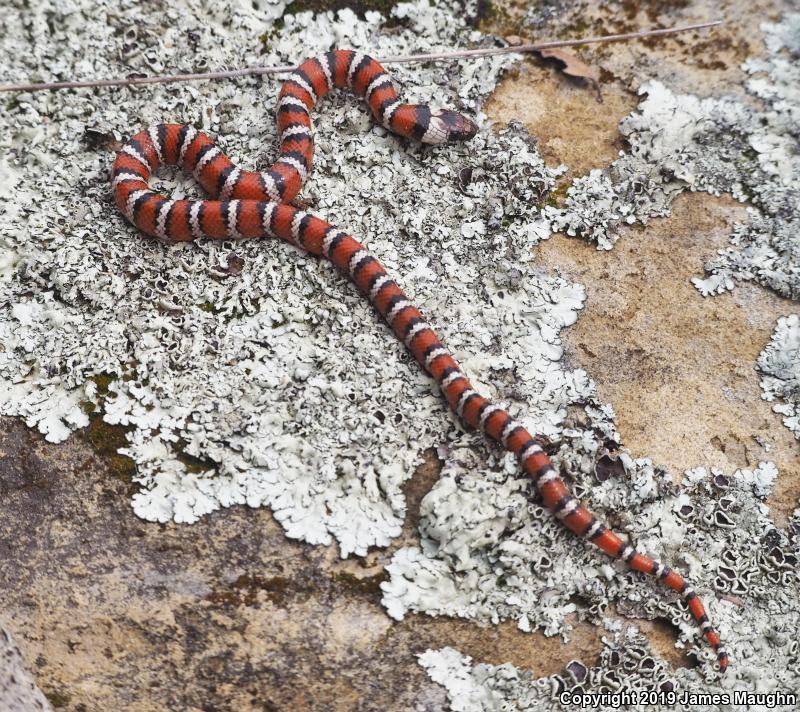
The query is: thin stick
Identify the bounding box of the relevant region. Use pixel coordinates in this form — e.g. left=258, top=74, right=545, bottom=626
left=379, top=20, right=722, bottom=63
left=0, top=20, right=722, bottom=94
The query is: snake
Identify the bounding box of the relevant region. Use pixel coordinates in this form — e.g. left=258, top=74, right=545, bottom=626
left=111, top=49, right=728, bottom=671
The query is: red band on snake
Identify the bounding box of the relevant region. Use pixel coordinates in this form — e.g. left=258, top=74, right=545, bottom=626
left=111, top=49, right=728, bottom=671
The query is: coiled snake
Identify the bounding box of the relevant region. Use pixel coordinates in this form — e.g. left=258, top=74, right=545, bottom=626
left=111, top=49, right=728, bottom=671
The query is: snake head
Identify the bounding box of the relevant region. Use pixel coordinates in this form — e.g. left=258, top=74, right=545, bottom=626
left=425, top=109, right=478, bottom=144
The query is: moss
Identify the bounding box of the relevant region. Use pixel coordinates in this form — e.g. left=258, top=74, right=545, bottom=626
left=205, top=568, right=389, bottom=608
left=44, top=689, right=71, bottom=708
left=89, top=372, right=115, bottom=396
left=693, top=58, right=728, bottom=71
left=81, top=415, right=137, bottom=485
left=474, top=0, right=498, bottom=24
left=619, top=0, right=690, bottom=23
left=206, top=574, right=292, bottom=606
left=545, top=179, right=572, bottom=209
left=330, top=569, right=389, bottom=600
left=561, top=16, right=592, bottom=36
left=80, top=372, right=137, bottom=487
left=174, top=437, right=218, bottom=475
left=689, top=35, right=752, bottom=65
left=473, top=0, right=520, bottom=35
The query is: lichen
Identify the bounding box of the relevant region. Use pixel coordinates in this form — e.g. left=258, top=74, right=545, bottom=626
left=3, top=0, right=800, bottom=707
left=758, top=314, right=800, bottom=442
left=386, top=406, right=799, bottom=660
left=0, top=0, right=560, bottom=558
left=401, top=13, right=800, bottom=706
left=0, top=623, right=53, bottom=711
left=420, top=620, right=800, bottom=711
left=414, top=458, right=800, bottom=709
left=548, top=14, right=800, bottom=301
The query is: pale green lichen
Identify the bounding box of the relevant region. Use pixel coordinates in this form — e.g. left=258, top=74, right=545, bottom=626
left=549, top=14, right=800, bottom=301
left=406, top=12, right=800, bottom=710
left=2, top=0, right=800, bottom=707
left=0, top=0, right=553, bottom=556
left=0, top=623, right=53, bottom=711
left=758, top=314, right=800, bottom=442
left=413, top=458, right=800, bottom=709
left=421, top=621, right=800, bottom=712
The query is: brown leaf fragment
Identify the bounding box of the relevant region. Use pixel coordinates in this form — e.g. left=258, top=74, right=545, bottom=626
left=536, top=48, right=603, bottom=102
left=83, top=127, right=122, bottom=152
left=226, top=253, right=245, bottom=275
left=291, top=197, right=315, bottom=210
left=720, top=593, right=746, bottom=607
left=594, top=452, right=625, bottom=482
left=537, top=48, right=600, bottom=82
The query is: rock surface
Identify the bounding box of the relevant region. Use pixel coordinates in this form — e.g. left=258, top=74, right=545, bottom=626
left=1, top=0, right=799, bottom=710
left=0, top=624, right=52, bottom=712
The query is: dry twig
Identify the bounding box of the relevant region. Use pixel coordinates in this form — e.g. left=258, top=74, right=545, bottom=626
left=0, top=20, right=722, bottom=94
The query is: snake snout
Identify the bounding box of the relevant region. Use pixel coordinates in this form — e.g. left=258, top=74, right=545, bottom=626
left=421, top=108, right=478, bottom=144
left=439, top=109, right=478, bottom=142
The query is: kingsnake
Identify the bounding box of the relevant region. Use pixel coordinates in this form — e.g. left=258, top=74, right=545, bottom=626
left=111, top=49, right=728, bottom=671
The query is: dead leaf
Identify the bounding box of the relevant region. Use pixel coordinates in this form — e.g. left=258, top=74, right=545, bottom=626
left=291, top=197, right=315, bottom=210
left=83, top=127, right=122, bottom=152
left=536, top=48, right=603, bottom=102
left=226, top=253, right=244, bottom=275
left=457, top=166, right=473, bottom=192
left=720, top=593, right=746, bottom=607
left=537, top=48, right=600, bottom=82
left=594, top=452, right=626, bottom=482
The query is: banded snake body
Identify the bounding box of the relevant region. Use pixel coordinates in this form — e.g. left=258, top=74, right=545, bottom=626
left=111, top=49, right=728, bottom=671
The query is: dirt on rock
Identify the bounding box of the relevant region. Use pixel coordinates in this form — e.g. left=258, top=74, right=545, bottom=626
left=0, top=419, right=606, bottom=711
left=534, top=194, right=800, bottom=527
